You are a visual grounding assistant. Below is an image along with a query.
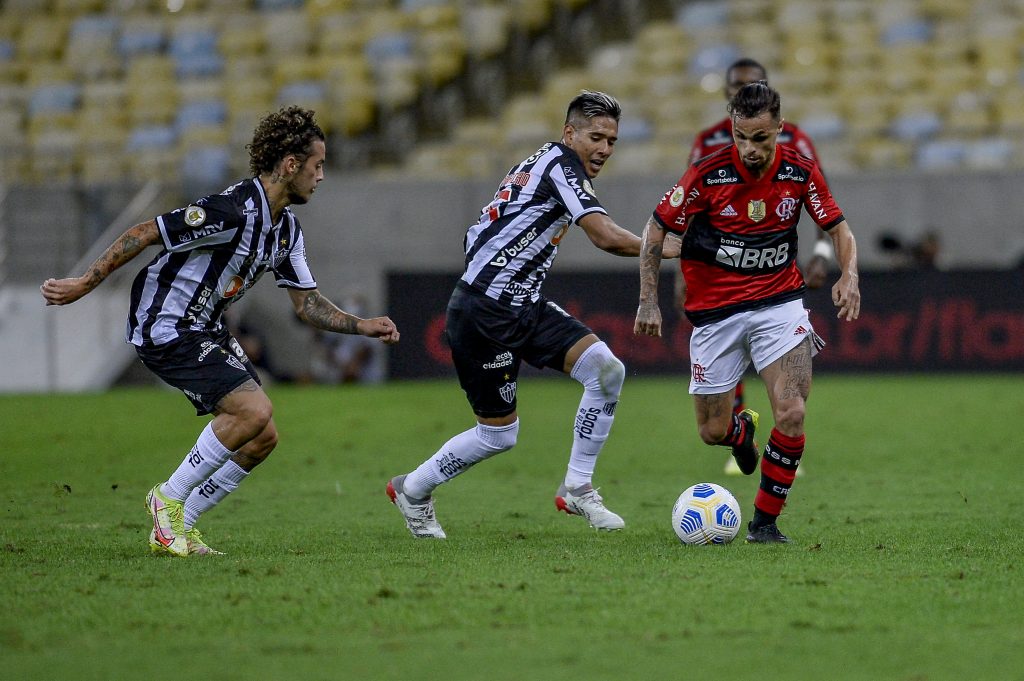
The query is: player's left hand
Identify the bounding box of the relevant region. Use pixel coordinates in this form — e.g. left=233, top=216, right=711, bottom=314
left=358, top=316, right=401, bottom=344
left=803, top=255, right=828, bottom=289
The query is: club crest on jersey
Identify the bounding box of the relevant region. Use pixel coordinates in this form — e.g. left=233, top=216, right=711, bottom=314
left=499, top=382, right=517, bottom=404
left=583, top=179, right=596, bottom=197
left=747, top=200, right=766, bottom=222
left=184, top=205, right=206, bottom=227
left=776, top=197, right=798, bottom=220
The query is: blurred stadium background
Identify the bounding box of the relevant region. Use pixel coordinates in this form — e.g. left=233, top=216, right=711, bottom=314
left=1, top=0, right=1022, bottom=391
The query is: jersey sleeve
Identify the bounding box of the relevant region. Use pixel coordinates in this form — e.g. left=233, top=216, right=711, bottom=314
left=272, top=215, right=317, bottom=290
left=546, top=153, right=607, bottom=224
left=792, top=127, right=820, bottom=165
left=687, top=134, right=705, bottom=166
left=803, top=163, right=845, bottom=231
left=156, top=193, right=243, bottom=253
left=653, top=164, right=703, bottom=234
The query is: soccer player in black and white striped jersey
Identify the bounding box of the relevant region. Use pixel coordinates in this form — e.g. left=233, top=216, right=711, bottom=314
left=386, top=91, right=680, bottom=538
left=41, top=106, right=400, bottom=556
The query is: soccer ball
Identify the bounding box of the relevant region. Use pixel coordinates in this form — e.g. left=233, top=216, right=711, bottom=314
left=671, top=482, right=742, bottom=545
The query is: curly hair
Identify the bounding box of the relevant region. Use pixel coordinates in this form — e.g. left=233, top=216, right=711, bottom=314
left=246, top=106, right=325, bottom=176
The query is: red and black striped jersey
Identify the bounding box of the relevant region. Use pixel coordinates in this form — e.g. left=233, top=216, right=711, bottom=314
left=688, top=117, right=819, bottom=166
left=654, top=145, right=844, bottom=326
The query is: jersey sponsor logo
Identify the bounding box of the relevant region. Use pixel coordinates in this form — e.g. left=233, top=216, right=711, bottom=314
left=705, top=167, right=740, bottom=185
left=185, top=221, right=227, bottom=242
left=776, top=197, right=798, bottom=220
left=490, top=227, right=538, bottom=266
left=187, top=287, right=215, bottom=324
left=502, top=281, right=533, bottom=298
left=776, top=164, right=808, bottom=183
left=719, top=204, right=738, bottom=216
left=716, top=242, right=791, bottom=270
left=563, top=166, right=592, bottom=203
left=197, top=339, right=219, bottom=362
left=223, top=275, right=245, bottom=298
left=747, top=200, right=767, bottom=222
left=499, top=381, right=517, bottom=404
left=669, top=186, right=686, bottom=207
left=184, top=205, right=206, bottom=227
left=499, top=171, right=532, bottom=188
left=483, top=351, right=513, bottom=370
left=807, top=181, right=829, bottom=221
left=550, top=223, right=570, bottom=245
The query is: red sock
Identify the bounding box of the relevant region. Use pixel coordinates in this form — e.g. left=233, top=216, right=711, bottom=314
left=732, top=380, right=745, bottom=415
left=754, top=428, right=804, bottom=518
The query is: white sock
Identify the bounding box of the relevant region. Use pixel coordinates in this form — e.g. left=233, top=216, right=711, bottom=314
left=160, top=422, right=235, bottom=502
left=564, top=342, right=624, bottom=490
left=403, top=420, right=519, bottom=499
left=184, top=459, right=249, bottom=530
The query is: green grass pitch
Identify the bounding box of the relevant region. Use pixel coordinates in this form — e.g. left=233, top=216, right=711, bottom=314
left=1, top=374, right=1022, bottom=680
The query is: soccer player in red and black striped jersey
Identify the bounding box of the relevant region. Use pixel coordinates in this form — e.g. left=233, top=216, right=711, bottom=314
left=41, top=106, right=401, bottom=556
left=635, top=82, right=860, bottom=543
left=681, top=58, right=832, bottom=477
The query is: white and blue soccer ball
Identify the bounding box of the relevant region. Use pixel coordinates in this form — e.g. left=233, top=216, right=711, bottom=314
left=671, top=482, right=742, bottom=545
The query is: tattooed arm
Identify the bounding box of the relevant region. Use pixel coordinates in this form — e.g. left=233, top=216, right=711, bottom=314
left=41, top=219, right=161, bottom=306
left=633, top=217, right=668, bottom=338
left=287, top=289, right=400, bottom=344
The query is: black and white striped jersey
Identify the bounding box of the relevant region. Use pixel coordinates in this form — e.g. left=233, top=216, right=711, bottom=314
left=126, top=177, right=317, bottom=347
left=460, top=142, right=607, bottom=306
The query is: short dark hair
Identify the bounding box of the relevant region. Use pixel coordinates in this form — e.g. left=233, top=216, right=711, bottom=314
left=726, top=57, right=768, bottom=83
left=727, top=80, right=781, bottom=121
left=564, top=90, right=622, bottom=128
left=247, top=105, right=325, bottom=176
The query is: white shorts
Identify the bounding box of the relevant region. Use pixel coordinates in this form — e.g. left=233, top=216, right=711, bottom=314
left=688, top=299, right=822, bottom=395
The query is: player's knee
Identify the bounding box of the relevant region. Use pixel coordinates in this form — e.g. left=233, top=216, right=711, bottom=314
left=574, top=341, right=625, bottom=400
left=236, top=394, right=273, bottom=439
left=699, top=421, right=730, bottom=446
left=774, top=401, right=805, bottom=434
left=476, top=419, right=519, bottom=453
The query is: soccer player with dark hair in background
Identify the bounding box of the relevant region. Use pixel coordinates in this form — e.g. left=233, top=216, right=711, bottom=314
left=41, top=106, right=400, bottom=556
left=635, top=82, right=860, bottom=543
left=386, top=90, right=680, bottom=538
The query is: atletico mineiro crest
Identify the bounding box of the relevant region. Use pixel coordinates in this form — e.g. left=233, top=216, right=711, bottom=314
left=747, top=200, right=766, bottom=222
left=499, top=382, right=517, bottom=404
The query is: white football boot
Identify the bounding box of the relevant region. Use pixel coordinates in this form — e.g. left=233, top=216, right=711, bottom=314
left=386, top=475, right=446, bottom=539
left=555, top=483, right=625, bottom=531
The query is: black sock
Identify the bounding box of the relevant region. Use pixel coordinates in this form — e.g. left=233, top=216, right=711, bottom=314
left=751, top=507, right=777, bottom=529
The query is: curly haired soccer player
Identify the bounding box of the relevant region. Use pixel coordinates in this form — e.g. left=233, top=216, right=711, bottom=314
left=41, top=106, right=400, bottom=556
left=634, top=82, right=860, bottom=543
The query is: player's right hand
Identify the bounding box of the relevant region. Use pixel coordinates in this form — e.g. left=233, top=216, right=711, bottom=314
left=40, top=277, right=90, bottom=306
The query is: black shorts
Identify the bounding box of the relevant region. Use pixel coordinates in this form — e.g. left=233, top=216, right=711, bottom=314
left=446, top=283, right=592, bottom=418
left=135, top=328, right=261, bottom=416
